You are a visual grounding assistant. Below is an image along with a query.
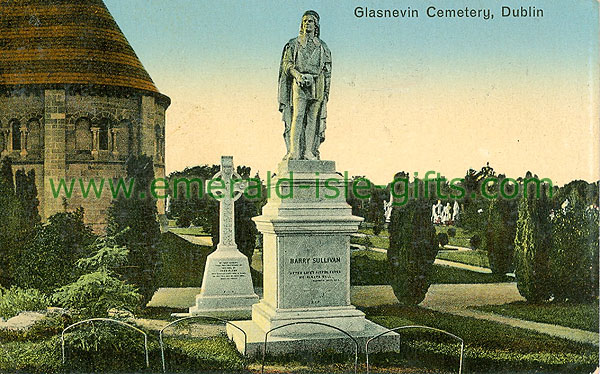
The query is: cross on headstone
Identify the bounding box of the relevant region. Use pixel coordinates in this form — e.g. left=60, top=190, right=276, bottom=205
left=211, top=156, right=247, bottom=250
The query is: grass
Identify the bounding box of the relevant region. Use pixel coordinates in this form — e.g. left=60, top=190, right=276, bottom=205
left=369, top=235, right=389, bottom=249
left=436, top=249, right=490, bottom=268
left=0, top=334, right=248, bottom=373
left=157, top=232, right=213, bottom=287
left=435, top=226, right=473, bottom=248
left=359, top=227, right=389, bottom=237
left=475, top=301, right=600, bottom=332
left=352, top=233, right=389, bottom=249
left=357, top=226, right=474, bottom=250
left=168, top=226, right=209, bottom=236
left=350, top=250, right=510, bottom=285
left=365, top=305, right=598, bottom=373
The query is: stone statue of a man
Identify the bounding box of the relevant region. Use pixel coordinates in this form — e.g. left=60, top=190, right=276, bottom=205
left=278, top=10, right=332, bottom=160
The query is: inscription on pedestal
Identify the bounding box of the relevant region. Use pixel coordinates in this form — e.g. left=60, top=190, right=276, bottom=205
left=281, top=235, right=348, bottom=309
left=210, top=260, right=247, bottom=281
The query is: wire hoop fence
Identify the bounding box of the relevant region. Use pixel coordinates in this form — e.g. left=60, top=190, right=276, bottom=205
left=261, top=321, right=358, bottom=374
left=61, top=318, right=149, bottom=368
left=365, top=325, right=464, bottom=374
left=158, top=315, right=247, bottom=373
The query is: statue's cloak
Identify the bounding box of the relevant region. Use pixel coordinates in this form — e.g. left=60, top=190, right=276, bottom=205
left=278, top=37, right=331, bottom=157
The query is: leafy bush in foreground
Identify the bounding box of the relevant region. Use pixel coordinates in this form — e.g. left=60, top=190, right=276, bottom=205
left=0, top=286, right=49, bottom=320
left=53, top=234, right=141, bottom=318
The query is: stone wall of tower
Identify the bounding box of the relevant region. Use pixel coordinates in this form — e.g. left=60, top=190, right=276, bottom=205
left=43, top=89, right=67, bottom=218
left=1, top=88, right=168, bottom=232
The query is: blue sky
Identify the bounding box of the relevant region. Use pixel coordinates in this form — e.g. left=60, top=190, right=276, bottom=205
left=104, top=0, right=599, bottom=184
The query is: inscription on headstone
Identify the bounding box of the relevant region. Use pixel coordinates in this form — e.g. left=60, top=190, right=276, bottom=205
left=211, top=260, right=246, bottom=281
left=281, top=235, right=347, bottom=308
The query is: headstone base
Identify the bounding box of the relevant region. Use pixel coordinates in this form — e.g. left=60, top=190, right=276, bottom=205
left=189, top=248, right=259, bottom=319
left=227, top=318, right=400, bottom=356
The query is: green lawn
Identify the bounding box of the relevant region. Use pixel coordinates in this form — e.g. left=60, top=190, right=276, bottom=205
left=168, top=226, right=209, bottom=236
left=369, top=235, right=389, bottom=249
left=351, top=250, right=510, bottom=286
left=435, top=226, right=473, bottom=248
left=157, top=232, right=212, bottom=287
left=358, top=227, right=389, bottom=237
left=436, top=249, right=490, bottom=268
left=475, top=301, right=599, bottom=332
left=365, top=305, right=598, bottom=373
left=3, top=306, right=595, bottom=374
left=357, top=226, right=473, bottom=250
left=0, top=334, right=247, bottom=373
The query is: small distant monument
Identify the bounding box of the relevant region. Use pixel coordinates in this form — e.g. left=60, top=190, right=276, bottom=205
left=189, top=156, right=259, bottom=318
left=228, top=10, right=397, bottom=356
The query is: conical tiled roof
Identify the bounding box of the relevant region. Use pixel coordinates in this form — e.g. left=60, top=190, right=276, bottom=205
left=0, top=0, right=160, bottom=94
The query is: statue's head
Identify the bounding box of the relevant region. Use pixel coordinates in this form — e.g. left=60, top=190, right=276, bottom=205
left=300, top=10, right=320, bottom=37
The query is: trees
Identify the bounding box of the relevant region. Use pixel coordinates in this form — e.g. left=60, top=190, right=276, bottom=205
left=367, top=186, right=387, bottom=235
left=387, top=176, right=438, bottom=305
left=169, top=164, right=262, bottom=264
left=0, top=158, right=34, bottom=286
left=107, top=155, right=161, bottom=304
left=485, top=197, right=518, bottom=274
left=549, top=190, right=599, bottom=302
left=513, top=185, right=553, bottom=302
left=53, top=233, right=141, bottom=318
left=15, top=169, right=40, bottom=227
left=14, top=208, right=95, bottom=294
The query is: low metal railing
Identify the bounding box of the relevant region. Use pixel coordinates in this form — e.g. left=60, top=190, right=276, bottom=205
left=365, top=325, right=464, bottom=374
left=61, top=318, right=149, bottom=368
left=158, top=315, right=247, bottom=373
left=261, top=321, right=358, bottom=374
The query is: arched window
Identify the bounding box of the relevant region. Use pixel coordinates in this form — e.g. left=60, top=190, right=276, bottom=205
left=98, top=118, right=110, bottom=151
left=0, top=121, right=6, bottom=153
left=75, top=118, right=92, bottom=152
left=28, top=119, right=41, bottom=152
left=10, top=119, right=21, bottom=151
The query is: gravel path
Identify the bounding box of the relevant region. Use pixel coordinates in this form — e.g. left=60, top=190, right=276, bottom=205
left=175, top=234, right=212, bottom=246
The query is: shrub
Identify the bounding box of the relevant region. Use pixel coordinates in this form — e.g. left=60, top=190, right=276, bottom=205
left=485, top=198, right=518, bottom=274
left=447, top=228, right=456, bottom=238
left=549, top=190, right=599, bottom=302
left=107, top=155, right=161, bottom=304
left=437, top=233, right=449, bottom=248
left=61, top=322, right=153, bottom=372
left=350, top=235, right=372, bottom=250
left=0, top=311, right=72, bottom=343
left=470, top=234, right=482, bottom=249
left=0, top=157, right=32, bottom=287
left=368, top=187, right=387, bottom=236
left=0, top=287, right=49, bottom=320
left=513, top=186, right=553, bottom=302
left=14, top=209, right=95, bottom=294
left=388, top=185, right=438, bottom=305
left=53, top=234, right=141, bottom=318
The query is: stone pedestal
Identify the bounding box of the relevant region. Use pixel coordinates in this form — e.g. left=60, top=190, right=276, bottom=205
left=189, top=247, right=259, bottom=318
left=228, top=160, right=398, bottom=355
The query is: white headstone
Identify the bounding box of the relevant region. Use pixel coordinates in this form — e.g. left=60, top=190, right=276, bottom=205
left=452, top=200, right=460, bottom=221
left=189, top=156, right=259, bottom=318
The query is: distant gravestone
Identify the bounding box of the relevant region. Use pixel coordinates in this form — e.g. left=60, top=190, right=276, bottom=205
left=189, top=156, right=258, bottom=318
